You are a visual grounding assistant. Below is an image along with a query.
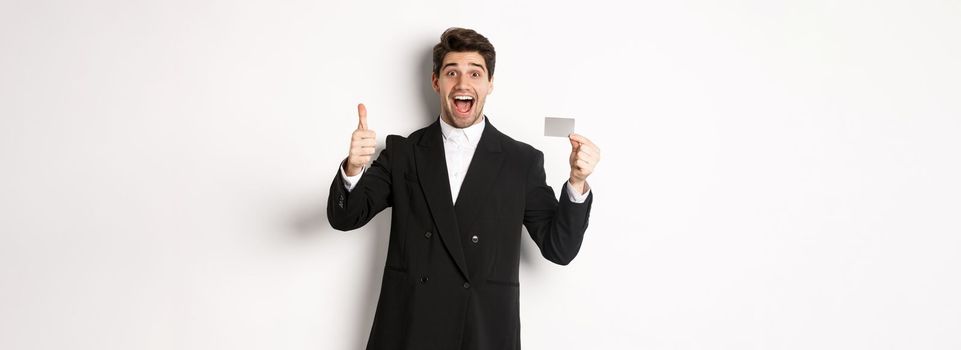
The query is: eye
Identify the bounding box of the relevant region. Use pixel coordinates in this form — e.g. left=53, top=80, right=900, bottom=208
left=446, top=71, right=456, bottom=77
left=471, top=72, right=480, bottom=78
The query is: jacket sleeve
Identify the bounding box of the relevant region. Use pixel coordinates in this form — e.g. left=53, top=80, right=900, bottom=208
left=522, top=150, right=593, bottom=265
left=327, top=138, right=394, bottom=231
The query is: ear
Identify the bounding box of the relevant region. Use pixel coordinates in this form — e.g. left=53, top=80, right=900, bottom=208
left=431, top=73, right=439, bottom=93
left=488, top=76, right=494, bottom=95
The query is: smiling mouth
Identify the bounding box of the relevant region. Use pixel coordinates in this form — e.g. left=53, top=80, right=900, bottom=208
left=452, top=95, right=474, bottom=115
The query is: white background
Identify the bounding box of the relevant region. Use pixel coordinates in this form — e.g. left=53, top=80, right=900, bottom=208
left=2, top=0, right=959, bottom=349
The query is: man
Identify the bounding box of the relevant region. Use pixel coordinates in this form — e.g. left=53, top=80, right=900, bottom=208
left=328, top=27, right=600, bottom=350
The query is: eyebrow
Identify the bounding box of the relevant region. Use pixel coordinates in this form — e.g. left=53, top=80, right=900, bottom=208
left=442, top=62, right=487, bottom=72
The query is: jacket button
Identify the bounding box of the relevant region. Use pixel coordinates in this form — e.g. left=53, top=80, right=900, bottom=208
left=419, top=276, right=429, bottom=284
left=471, top=235, right=479, bottom=243
left=463, top=282, right=470, bottom=289
left=425, top=231, right=432, bottom=239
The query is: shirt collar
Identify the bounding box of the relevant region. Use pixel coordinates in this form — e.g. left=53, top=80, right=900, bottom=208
left=439, top=115, right=486, bottom=147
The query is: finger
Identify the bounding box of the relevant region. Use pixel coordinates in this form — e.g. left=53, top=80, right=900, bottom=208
left=579, top=150, right=596, bottom=163
left=582, top=142, right=597, bottom=154
left=575, top=156, right=592, bottom=167
left=569, top=133, right=594, bottom=148
left=584, top=153, right=599, bottom=165
left=349, top=155, right=368, bottom=165
left=351, top=142, right=377, bottom=151
left=358, top=138, right=377, bottom=147
left=579, top=140, right=598, bottom=153
left=575, top=159, right=592, bottom=171
left=353, top=150, right=373, bottom=160
left=569, top=135, right=581, bottom=150
left=357, top=103, right=368, bottom=130
left=351, top=146, right=377, bottom=157
left=353, top=130, right=376, bottom=140
left=577, top=147, right=595, bottom=159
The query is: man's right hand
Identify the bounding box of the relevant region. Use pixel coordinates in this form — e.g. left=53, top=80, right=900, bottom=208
left=344, top=103, right=377, bottom=176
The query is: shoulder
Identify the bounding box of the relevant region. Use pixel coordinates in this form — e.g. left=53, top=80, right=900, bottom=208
left=496, top=129, right=543, bottom=160
left=386, top=123, right=433, bottom=147
left=405, top=124, right=431, bottom=142
left=383, top=122, right=435, bottom=154
left=392, top=121, right=436, bottom=145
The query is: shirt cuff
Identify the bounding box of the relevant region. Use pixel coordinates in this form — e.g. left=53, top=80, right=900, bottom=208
left=340, top=161, right=366, bottom=192
left=565, top=181, right=591, bottom=203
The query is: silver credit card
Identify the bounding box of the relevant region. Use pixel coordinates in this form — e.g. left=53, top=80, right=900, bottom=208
left=544, top=117, right=575, bottom=137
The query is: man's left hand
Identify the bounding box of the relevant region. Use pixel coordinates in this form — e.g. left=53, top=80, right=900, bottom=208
left=568, top=133, right=600, bottom=194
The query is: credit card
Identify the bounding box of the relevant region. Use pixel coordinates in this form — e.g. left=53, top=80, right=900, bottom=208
left=544, top=117, right=575, bottom=137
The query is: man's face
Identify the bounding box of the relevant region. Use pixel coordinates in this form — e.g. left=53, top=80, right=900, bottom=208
left=432, top=51, right=493, bottom=129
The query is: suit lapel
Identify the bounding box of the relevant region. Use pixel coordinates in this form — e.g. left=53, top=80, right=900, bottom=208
left=454, top=121, right=504, bottom=235
left=414, top=121, right=471, bottom=282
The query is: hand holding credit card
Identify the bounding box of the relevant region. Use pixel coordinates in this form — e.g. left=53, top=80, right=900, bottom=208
left=542, top=116, right=599, bottom=194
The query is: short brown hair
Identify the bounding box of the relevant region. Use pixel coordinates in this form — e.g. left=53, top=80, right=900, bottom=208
left=432, top=27, right=496, bottom=81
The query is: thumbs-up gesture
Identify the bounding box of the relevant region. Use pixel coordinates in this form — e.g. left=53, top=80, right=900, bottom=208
left=344, top=103, right=377, bottom=176
left=568, top=133, right=600, bottom=194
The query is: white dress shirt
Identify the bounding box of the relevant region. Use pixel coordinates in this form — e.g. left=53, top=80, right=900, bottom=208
left=341, top=117, right=590, bottom=203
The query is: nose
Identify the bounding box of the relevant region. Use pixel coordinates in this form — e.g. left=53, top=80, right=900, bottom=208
left=454, top=74, right=469, bottom=89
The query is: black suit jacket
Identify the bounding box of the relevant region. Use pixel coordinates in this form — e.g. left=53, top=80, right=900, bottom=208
left=328, top=118, right=593, bottom=350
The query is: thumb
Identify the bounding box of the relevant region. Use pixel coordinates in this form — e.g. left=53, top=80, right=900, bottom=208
left=569, top=134, right=580, bottom=151
left=357, top=103, right=368, bottom=130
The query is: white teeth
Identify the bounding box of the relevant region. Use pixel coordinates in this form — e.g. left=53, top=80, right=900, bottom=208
left=453, top=96, right=474, bottom=100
